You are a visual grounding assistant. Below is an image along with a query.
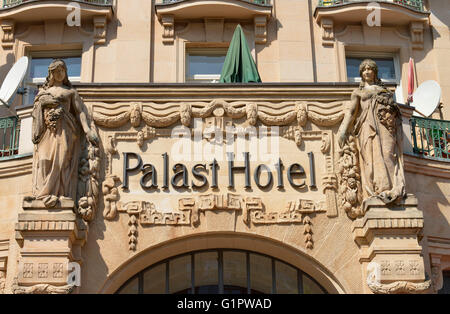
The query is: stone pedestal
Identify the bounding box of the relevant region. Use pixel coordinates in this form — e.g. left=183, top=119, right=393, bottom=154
left=352, top=194, right=431, bottom=294
left=12, top=199, right=87, bottom=294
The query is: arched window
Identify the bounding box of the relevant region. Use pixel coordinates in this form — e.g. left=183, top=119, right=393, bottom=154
left=116, top=249, right=327, bottom=294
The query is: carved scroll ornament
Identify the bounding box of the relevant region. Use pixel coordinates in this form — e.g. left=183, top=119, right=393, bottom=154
left=367, top=263, right=431, bottom=294
left=11, top=277, right=74, bottom=294
left=116, top=194, right=324, bottom=252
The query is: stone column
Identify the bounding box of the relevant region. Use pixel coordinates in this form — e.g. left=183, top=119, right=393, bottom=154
left=12, top=199, right=87, bottom=294
left=398, top=103, right=415, bottom=155
left=16, top=106, right=34, bottom=156
left=352, top=194, right=431, bottom=294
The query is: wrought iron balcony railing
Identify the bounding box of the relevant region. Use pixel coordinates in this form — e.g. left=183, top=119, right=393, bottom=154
left=411, top=116, right=450, bottom=162
left=2, top=0, right=112, bottom=8
left=318, top=0, right=424, bottom=12
left=161, top=0, right=271, bottom=5
left=0, top=116, right=20, bottom=159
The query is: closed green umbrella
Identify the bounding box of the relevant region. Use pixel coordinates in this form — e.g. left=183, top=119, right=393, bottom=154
left=219, top=24, right=262, bottom=83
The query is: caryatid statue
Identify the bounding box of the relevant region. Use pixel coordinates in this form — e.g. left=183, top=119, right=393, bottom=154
left=30, top=59, right=99, bottom=210
left=338, top=59, right=406, bottom=208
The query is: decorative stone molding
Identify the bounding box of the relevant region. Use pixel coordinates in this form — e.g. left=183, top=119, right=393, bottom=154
left=93, top=99, right=345, bottom=132
left=0, top=19, right=15, bottom=49
left=410, top=22, right=424, bottom=50
left=155, top=0, right=272, bottom=46
left=102, top=175, right=121, bottom=220
left=337, top=135, right=362, bottom=219
left=352, top=195, right=431, bottom=294
left=11, top=277, right=75, bottom=294
left=0, top=155, right=32, bottom=179
left=14, top=199, right=87, bottom=293
left=161, top=15, right=174, bottom=45
left=320, top=18, right=334, bottom=47
left=254, top=15, right=267, bottom=45
left=427, top=237, right=450, bottom=293
left=366, top=263, right=431, bottom=294
left=93, top=15, right=107, bottom=45
left=0, top=240, right=8, bottom=294
left=116, top=194, right=324, bottom=252
left=77, top=137, right=101, bottom=222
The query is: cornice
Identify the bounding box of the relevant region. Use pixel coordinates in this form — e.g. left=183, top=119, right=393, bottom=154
left=404, top=153, right=450, bottom=180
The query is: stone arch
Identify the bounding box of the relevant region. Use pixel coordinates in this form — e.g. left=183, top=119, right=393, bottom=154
left=99, top=232, right=346, bottom=294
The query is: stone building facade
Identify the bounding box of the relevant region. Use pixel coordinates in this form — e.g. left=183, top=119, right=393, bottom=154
left=0, top=0, right=449, bottom=294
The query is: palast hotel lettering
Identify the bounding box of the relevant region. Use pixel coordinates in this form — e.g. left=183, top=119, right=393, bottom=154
left=122, top=151, right=317, bottom=191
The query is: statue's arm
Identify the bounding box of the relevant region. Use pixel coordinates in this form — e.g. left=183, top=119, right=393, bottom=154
left=73, top=90, right=99, bottom=146
left=338, top=91, right=359, bottom=148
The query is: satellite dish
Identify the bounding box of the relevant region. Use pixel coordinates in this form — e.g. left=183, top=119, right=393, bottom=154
left=0, top=56, right=29, bottom=107
left=412, top=80, right=441, bottom=117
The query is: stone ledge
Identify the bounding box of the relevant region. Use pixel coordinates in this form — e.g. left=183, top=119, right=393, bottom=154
left=22, top=199, right=75, bottom=210
left=404, top=154, right=450, bottom=179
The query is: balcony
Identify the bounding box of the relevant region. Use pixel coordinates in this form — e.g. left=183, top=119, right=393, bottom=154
left=155, top=0, right=272, bottom=44
left=411, top=116, right=450, bottom=162
left=2, top=0, right=112, bottom=8
left=160, top=0, right=271, bottom=6
left=0, top=116, right=19, bottom=159
left=156, top=0, right=272, bottom=20
left=318, top=0, right=425, bottom=12
left=314, top=0, right=429, bottom=26
left=0, top=0, right=113, bottom=23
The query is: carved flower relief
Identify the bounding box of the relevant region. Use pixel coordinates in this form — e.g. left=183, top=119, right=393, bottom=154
left=23, top=263, right=33, bottom=278
left=381, top=260, right=391, bottom=275
left=53, top=263, right=64, bottom=278
left=409, top=260, right=420, bottom=275
left=395, top=261, right=406, bottom=275
left=38, top=264, right=49, bottom=278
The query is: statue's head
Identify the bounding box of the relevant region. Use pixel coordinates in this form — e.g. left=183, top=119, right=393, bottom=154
left=359, top=59, right=383, bottom=88
left=359, top=59, right=378, bottom=82
left=43, top=59, right=72, bottom=89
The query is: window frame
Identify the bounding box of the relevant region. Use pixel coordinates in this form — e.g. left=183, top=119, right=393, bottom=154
left=22, top=50, right=82, bottom=106
left=345, top=51, right=401, bottom=84
left=115, top=248, right=328, bottom=294
left=185, top=46, right=229, bottom=83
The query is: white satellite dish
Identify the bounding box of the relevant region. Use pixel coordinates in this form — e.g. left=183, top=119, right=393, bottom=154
left=412, top=80, right=441, bottom=117
left=0, top=56, right=29, bottom=107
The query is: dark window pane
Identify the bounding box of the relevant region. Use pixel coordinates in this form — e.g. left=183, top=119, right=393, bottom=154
left=346, top=57, right=396, bottom=80
left=30, top=56, right=81, bottom=79
left=188, top=55, right=226, bottom=77
left=275, top=261, right=298, bottom=294
left=303, top=274, right=324, bottom=294
left=117, top=276, right=139, bottom=294
left=169, top=255, right=191, bottom=294
left=194, top=251, right=218, bottom=291
left=438, top=271, right=450, bottom=294
left=143, top=263, right=166, bottom=294
left=223, top=251, right=247, bottom=289
left=250, top=253, right=272, bottom=294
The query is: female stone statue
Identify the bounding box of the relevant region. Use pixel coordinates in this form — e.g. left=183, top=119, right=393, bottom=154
left=338, top=59, right=405, bottom=205
left=31, top=59, right=98, bottom=208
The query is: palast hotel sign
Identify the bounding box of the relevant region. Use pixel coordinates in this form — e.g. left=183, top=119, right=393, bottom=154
left=92, top=99, right=342, bottom=250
